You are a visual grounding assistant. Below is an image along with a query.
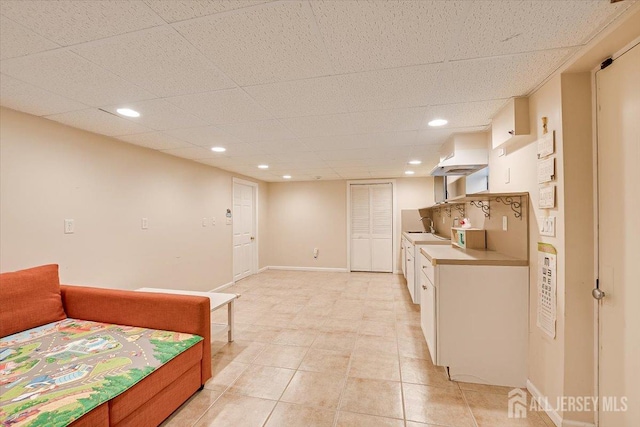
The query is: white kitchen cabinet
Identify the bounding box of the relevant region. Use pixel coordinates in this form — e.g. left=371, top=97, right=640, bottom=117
left=419, top=259, right=436, bottom=364
left=406, top=248, right=415, bottom=302
left=491, top=97, right=530, bottom=149
left=419, top=251, right=528, bottom=387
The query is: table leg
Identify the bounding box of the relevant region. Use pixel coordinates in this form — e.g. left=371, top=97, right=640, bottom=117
left=228, top=299, right=235, bottom=342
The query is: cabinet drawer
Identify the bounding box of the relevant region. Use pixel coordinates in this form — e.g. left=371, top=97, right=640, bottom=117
left=420, top=253, right=435, bottom=284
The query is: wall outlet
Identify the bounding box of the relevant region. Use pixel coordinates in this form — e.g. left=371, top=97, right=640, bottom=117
left=502, top=216, right=508, bottom=231
left=540, top=216, right=556, bottom=237
left=313, top=248, right=319, bottom=259
left=202, top=217, right=207, bottom=227
left=212, top=217, right=216, bottom=226
left=64, top=219, right=74, bottom=234
left=226, top=218, right=232, bottom=225
left=141, top=217, right=149, bottom=230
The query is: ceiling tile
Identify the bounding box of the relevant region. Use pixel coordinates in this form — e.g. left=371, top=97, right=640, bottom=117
left=0, top=74, right=87, bottom=116
left=437, top=48, right=575, bottom=103
left=101, top=99, right=206, bottom=131
left=247, top=140, right=313, bottom=155
left=450, top=0, right=632, bottom=61
left=349, top=108, right=428, bottom=134
left=423, top=100, right=507, bottom=129
left=0, top=50, right=155, bottom=106
left=117, top=132, right=192, bottom=151
left=174, top=1, right=332, bottom=86
left=0, top=16, right=59, bottom=60
left=267, top=160, right=330, bottom=171
left=160, top=146, right=217, bottom=160
left=144, top=0, right=272, bottom=23
left=311, top=0, right=464, bottom=73
left=0, top=1, right=165, bottom=46
left=166, top=88, right=272, bottom=125
left=338, top=63, right=444, bottom=112
left=164, top=125, right=242, bottom=148
left=279, top=113, right=355, bottom=138
left=269, top=152, right=325, bottom=163
left=72, top=27, right=235, bottom=98
left=219, top=143, right=268, bottom=157
left=46, top=109, right=151, bottom=136
left=217, top=119, right=295, bottom=142
left=245, top=76, right=349, bottom=118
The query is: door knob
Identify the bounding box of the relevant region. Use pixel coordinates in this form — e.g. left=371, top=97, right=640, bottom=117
left=592, top=288, right=605, bottom=300
left=422, top=285, right=427, bottom=290
left=250, top=236, right=255, bottom=241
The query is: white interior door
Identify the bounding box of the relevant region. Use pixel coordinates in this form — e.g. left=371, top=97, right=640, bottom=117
left=350, top=183, right=393, bottom=272
left=595, top=42, right=639, bottom=426
left=233, top=181, right=255, bottom=282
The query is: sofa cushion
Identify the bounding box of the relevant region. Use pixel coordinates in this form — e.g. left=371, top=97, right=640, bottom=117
left=0, top=264, right=66, bottom=337
left=0, top=318, right=203, bottom=427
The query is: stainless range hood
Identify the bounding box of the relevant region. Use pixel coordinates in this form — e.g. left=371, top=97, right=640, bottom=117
left=430, top=132, right=489, bottom=177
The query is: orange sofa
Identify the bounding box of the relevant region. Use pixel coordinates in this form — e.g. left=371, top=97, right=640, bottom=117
left=0, top=265, right=212, bottom=427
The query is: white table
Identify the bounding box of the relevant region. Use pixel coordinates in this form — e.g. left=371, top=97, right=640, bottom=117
left=136, top=288, right=239, bottom=342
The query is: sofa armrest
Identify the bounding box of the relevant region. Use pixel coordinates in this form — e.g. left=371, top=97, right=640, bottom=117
left=60, top=285, right=211, bottom=384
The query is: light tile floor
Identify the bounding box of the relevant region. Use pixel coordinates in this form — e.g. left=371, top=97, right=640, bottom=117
left=162, top=270, right=555, bottom=427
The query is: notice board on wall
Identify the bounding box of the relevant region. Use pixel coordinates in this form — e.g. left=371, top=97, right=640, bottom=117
left=537, top=243, right=557, bottom=338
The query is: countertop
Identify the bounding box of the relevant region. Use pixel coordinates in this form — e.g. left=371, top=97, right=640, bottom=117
left=420, top=246, right=528, bottom=267
left=402, top=231, right=451, bottom=245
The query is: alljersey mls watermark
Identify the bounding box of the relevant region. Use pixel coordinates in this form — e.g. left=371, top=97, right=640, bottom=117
left=508, top=389, right=628, bottom=418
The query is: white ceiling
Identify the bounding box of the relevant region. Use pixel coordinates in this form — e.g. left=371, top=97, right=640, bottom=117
left=0, top=0, right=634, bottom=182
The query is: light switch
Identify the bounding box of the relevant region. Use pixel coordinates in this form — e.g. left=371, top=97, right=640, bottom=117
left=505, top=168, right=510, bottom=184
left=64, top=219, right=74, bottom=234
left=502, top=216, right=508, bottom=231
left=540, top=216, right=556, bottom=237
left=141, top=218, right=149, bottom=230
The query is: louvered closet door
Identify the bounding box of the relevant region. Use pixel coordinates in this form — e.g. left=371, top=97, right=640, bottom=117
left=350, top=183, right=393, bottom=272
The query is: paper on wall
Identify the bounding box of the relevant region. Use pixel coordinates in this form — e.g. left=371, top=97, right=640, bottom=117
left=537, top=243, right=557, bottom=338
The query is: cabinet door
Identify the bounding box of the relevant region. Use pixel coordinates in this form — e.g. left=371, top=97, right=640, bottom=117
left=401, top=240, right=406, bottom=277
left=406, top=251, right=415, bottom=303
left=420, top=274, right=437, bottom=365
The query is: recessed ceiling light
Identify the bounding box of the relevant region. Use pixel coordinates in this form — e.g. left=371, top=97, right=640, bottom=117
left=116, top=108, right=140, bottom=118
left=408, top=160, right=422, bottom=165
left=283, top=175, right=292, bottom=179
left=258, top=164, right=269, bottom=169
left=428, top=118, right=448, bottom=127
left=211, top=146, right=226, bottom=152
left=405, top=170, right=415, bottom=175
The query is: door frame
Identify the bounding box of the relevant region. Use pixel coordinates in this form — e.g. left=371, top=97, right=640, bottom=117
left=232, top=177, right=259, bottom=283
left=591, top=37, right=640, bottom=426
left=346, top=179, right=397, bottom=273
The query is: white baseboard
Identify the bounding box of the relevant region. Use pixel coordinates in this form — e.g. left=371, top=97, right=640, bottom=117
left=210, top=281, right=234, bottom=292
left=526, top=380, right=595, bottom=427
left=267, top=266, right=348, bottom=273
left=258, top=266, right=268, bottom=273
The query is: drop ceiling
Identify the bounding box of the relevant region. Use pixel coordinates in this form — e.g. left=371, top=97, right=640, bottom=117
left=0, top=0, right=634, bottom=181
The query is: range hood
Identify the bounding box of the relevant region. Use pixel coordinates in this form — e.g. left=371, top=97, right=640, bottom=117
left=430, top=132, right=489, bottom=176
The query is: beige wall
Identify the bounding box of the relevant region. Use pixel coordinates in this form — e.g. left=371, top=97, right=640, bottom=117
left=0, top=107, right=267, bottom=291
left=266, top=180, right=347, bottom=269
left=267, top=177, right=433, bottom=271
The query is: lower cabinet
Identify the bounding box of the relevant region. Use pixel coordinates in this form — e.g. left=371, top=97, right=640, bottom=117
left=419, top=252, right=529, bottom=387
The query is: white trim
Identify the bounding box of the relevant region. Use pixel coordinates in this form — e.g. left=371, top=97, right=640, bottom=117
left=258, top=266, right=268, bottom=273
left=232, top=177, right=259, bottom=280
left=210, top=281, right=234, bottom=292
left=526, top=380, right=596, bottom=427
left=527, top=380, right=562, bottom=427
left=267, top=266, right=348, bottom=273
left=346, top=179, right=397, bottom=273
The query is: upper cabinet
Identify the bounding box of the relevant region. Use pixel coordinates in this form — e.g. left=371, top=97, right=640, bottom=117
left=491, top=97, right=530, bottom=149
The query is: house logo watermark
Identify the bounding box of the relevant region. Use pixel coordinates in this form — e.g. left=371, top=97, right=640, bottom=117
left=508, top=389, right=528, bottom=418
left=508, top=388, right=628, bottom=418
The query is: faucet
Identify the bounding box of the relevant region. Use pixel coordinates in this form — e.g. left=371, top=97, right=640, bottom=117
left=420, top=216, right=436, bottom=234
